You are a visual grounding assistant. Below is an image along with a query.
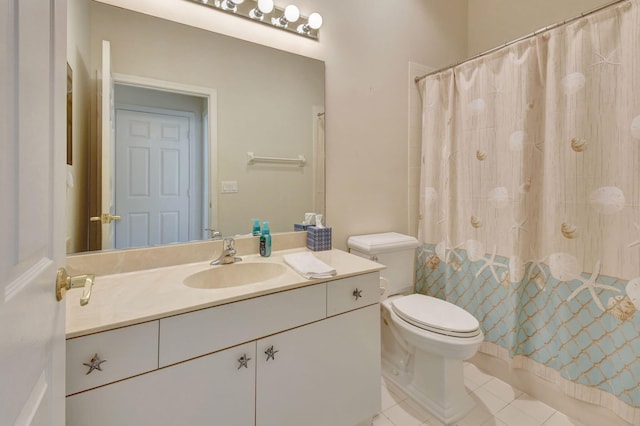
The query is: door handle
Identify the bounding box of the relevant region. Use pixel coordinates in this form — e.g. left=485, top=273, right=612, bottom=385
left=56, top=268, right=94, bottom=306
left=90, top=213, right=121, bottom=224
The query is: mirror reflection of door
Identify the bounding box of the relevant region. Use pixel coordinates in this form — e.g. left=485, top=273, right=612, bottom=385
left=113, top=85, right=208, bottom=249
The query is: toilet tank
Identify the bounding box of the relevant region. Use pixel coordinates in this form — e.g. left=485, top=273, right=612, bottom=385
left=347, top=233, right=419, bottom=295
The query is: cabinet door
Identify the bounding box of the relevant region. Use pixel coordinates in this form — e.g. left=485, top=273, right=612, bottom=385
left=67, top=342, right=256, bottom=426
left=256, top=305, right=381, bottom=426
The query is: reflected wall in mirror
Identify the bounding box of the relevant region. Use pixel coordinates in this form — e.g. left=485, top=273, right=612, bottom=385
left=66, top=0, right=325, bottom=254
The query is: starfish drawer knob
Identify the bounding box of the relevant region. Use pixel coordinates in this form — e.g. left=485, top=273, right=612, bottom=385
left=265, top=345, right=279, bottom=361
left=237, top=354, right=251, bottom=369
left=83, top=354, right=107, bottom=375
left=353, top=288, right=363, bottom=301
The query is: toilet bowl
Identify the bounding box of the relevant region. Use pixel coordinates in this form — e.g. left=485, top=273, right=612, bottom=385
left=347, top=233, right=484, bottom=426
left=381, top=294, right=484, bottom=425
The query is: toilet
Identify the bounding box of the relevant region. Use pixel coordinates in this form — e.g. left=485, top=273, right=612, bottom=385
left=348, top=232, right=484, bottom=425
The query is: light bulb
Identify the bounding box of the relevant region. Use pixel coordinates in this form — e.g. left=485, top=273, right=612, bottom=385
left=221, top=0, right=243, bottom=11
left=307, top=12, right=322, bottom=30
left=298, top=11, right=323, bottom=35
left=250, top=0, right=273, bottom=19
left=258, top=0, right=274, bottom=14
left=284, top=5, right=300, bottom=23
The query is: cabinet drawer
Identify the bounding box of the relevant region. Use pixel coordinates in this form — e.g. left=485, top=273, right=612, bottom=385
left=159, top=283, right=326, bottom=367
left=326, top=272, right=379, bottom=316
left=66, top=321, right=159, bottom=395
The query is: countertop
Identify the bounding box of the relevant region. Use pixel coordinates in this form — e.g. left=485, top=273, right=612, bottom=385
left=66, top=248, right=384, bottom=339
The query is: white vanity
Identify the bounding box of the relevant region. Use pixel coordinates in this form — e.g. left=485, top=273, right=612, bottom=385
left=65, top=240, right=383, bottom=426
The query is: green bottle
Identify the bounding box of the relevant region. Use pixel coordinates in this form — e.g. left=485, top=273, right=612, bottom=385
left=259, top=221, right=271, bottom=257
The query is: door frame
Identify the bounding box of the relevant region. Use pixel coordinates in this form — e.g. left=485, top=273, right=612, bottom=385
left=102, top=73, right=218, bottom=244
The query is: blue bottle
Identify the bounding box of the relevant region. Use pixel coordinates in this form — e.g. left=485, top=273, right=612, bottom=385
left=259, top=221, right=271, bottom=257
left=252, top=218, right=261, bottom=236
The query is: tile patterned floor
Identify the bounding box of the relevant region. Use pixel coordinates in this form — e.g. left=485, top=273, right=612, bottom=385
left=374, top=362, right=585, bottom=426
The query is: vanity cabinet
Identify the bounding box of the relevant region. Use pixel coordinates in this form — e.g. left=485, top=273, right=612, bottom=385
left=66, top=341, right=256, bottom=425
left=66, top=272, right=381, bottom=426
left=256, top=304, right=379, bottom=426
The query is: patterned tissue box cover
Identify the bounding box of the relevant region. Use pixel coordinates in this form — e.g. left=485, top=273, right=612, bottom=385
left=294, top=223, right=311, bottom=231
left=306, top=226, right=332, bottom=251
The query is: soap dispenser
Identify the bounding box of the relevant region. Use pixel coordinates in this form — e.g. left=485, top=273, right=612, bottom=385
left=259, top=221, right=271, bottom=257
left=252, top=218, right=261, bottom=236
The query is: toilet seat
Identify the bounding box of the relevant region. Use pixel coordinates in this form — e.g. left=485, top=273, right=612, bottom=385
left=391, top=294, right=481, bottom=338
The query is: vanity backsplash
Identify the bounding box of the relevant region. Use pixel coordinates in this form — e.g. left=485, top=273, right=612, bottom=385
left=66, top=231, right=308, bottom=276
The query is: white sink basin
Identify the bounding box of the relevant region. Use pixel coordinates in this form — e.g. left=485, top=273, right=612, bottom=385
left=184, top=262, right=288, bottom=289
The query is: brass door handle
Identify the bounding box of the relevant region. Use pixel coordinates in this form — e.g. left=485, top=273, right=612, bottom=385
left=56, top=268, right=94, bottom=306
left=90, top=213, right=121, bottom=224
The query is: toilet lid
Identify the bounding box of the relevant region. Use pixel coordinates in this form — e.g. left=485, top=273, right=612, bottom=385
left=392, top=294, right=481, bottom=338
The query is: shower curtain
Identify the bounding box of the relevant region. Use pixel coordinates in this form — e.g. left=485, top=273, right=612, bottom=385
left=416, top=1, right=640, bottom=423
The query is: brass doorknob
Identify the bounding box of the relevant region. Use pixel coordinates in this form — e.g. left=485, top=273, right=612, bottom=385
left=89, top=213, right=121, bottom=224
left=56, top=268, right=94, bottom=306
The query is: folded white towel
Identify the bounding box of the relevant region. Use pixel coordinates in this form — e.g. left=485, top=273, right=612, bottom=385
left=283, top=252, right=337, bottom=279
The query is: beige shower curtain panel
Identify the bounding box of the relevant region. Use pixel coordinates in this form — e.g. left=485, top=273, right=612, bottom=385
left=416, top=1, right=640, bottom=423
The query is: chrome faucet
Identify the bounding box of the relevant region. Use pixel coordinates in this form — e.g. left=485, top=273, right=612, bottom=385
left=211, top=237, right=243, bottom=265
left=205, top=228, right=223, bottom=240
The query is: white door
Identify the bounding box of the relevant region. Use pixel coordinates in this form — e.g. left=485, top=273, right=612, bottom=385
left=0, top=0, right=67, bottom=425
left=114, top=109, right=191, bottom=249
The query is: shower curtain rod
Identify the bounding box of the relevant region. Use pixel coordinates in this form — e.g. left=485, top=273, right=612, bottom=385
left=414, top=0, right=630, bottom=83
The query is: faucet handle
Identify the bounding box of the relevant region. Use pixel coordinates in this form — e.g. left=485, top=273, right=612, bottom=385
left=224, top=237, right=235, bottom=250
left=205, top=228, right=222, bottom=240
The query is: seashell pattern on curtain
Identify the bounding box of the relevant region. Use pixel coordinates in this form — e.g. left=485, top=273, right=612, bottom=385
left=416, top=1, right=640, bottom=423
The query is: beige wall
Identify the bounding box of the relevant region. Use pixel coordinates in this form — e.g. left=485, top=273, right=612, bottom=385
left=66, top=0, right=91, bottom=253
left=93, top=0, right=469, bottom=250
left=467, top=0, right=613, bottom=56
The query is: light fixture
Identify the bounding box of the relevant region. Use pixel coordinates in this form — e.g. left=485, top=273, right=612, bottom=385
left=218, top=0, right=244, bottom=12
left=188, top=0, right=323, bottom=40
left=273, top=4, right=299, bottom=27
left=297, top=11, right=322, bottom=34
left=249, top=0, right=274, bottom=20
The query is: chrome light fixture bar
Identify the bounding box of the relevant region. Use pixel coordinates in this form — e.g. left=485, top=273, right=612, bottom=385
left=191, top=0, right=322, bottom=40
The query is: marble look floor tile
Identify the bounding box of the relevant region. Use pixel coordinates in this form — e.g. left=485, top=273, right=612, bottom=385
left=421, top=415, right=447, bottom=426
left=464, top=362, right=494, bottom=387
left=480, top=418, right=508, bottom=426
left=456, top=401, right=495, bottom=426
left=543, top=411, right=585, bottom=426
left=480, top=377, right=523, bottom=404
left=495, top=404, right=542, bottom=426
left=383, top=398, right=432, bottom=426
left=472, top=387, right=510, bottom=415
left=381, top=380, right=408, bottom=411
left=373, top=413, right=396, bottom=426
left=510, top=393, right=556, bottom=423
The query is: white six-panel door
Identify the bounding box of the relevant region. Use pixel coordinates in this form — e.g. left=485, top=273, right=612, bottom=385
left=114, top=109, right=191, bottom=249
left=0, top=0, right=67, bottom=425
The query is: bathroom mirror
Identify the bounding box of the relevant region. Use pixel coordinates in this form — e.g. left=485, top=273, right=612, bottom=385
left=67, top=0, right=325, bottom=253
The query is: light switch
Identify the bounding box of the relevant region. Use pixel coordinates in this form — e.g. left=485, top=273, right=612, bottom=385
left=221, top=181, right=239, bottom=193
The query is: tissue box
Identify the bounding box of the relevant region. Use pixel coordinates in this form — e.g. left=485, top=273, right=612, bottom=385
left=294, top=223, right=311, bottom=231
left=306, top=226, right=332, bottom=251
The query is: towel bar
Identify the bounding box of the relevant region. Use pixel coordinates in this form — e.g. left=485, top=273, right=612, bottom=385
left=247, top=152, right=306, bottom=167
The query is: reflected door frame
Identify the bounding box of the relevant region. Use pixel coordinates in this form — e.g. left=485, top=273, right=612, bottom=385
left=89, top=74, right=218, bottom=250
